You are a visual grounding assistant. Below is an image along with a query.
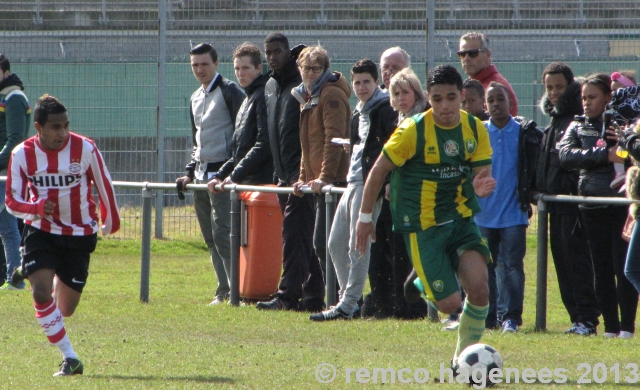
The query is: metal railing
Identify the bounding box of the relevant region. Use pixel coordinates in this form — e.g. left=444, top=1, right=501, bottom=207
left=533, top=194, right=639, bottom=331
left=118, top=180, right=346, bottom=307
left=130, top=182, right=638, bottom=330
left=4, top=175, right=638, bottom=329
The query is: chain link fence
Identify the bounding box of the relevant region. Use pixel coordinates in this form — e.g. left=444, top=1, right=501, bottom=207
left=1, top=0, right=638, bottom=238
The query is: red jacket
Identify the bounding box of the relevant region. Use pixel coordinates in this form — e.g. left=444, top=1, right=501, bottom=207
left=473, top=65, right=518, bottom=117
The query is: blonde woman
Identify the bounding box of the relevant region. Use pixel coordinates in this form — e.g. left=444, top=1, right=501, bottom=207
left=389, top=68, right=428, bottom=123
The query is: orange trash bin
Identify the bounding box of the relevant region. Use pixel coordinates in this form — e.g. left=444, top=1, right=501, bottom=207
left=239, top=187, right=284, bottom=299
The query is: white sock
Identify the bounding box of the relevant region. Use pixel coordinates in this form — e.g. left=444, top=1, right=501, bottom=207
left=34, top=299, right=78, bottom=359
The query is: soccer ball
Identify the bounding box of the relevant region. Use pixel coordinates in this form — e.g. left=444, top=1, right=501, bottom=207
left=457, top=343, right=503, bottom=387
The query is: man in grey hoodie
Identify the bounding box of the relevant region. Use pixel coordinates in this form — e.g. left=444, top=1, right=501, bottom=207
left=310, top=59, right=397, bottom=321
left=175, top=43, right=245, bottom=306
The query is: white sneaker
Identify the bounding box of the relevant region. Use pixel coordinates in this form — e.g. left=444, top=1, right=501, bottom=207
left=208, top=297, right=225, bottom=306
left=442, top=321, right=459, bottom=331
left=618, top=331, right=634, bottom=339
left=604, top=332, right=618, bottom=338
left=441, top=318, right=458, bottom=326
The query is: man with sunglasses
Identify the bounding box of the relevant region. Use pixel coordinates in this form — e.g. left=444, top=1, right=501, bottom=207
left=458, top=32, right=518, bottom=116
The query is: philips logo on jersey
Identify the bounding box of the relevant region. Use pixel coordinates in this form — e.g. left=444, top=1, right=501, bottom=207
left=28, top=174, right=82, bottom=188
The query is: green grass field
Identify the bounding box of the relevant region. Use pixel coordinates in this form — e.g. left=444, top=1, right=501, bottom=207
left=1, top=235, right=639, bottom=389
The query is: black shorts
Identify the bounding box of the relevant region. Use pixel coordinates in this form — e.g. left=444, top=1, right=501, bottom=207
left=23, top=226, right=98, bottom=293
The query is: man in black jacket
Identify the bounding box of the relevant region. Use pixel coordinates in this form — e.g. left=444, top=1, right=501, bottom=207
left=256, top=33, right=326, bottom=312
left=537, top=62, right=599, bottom=335
left=208, top=42, right=273, bottom=188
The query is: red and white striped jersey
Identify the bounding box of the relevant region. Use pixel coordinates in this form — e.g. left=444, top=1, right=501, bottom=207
left=6, top=132, right=120, bottom=236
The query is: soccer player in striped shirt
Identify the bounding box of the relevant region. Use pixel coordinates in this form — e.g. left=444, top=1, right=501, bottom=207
left=6, top=94, right=120, bottom=376
left=355, top=65, right=496, bottom=371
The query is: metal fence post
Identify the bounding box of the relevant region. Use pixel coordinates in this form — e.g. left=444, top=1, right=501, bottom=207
left=229, top=189, right=241, bottom=306
left=426, top=0, right=435, bottom=77
left=99, top=0, right=109, bottom=25
left=140, top=186, right=153, bottom=303
left=317, top=0, right=327, bottom=25
left=535, top=197, right=549, bottom=330
left=325, top=191, right=337, bottom=307
left=33, top=0, right=43, bottom=25
left=154, top=0, right=167, bottom=239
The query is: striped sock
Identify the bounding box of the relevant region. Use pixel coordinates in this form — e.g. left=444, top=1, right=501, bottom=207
left=453, top=300, right=488, bottom=365
left=35, top=299, right=78, bottom=359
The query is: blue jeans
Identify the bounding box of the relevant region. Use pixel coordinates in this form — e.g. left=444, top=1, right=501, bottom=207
left=479, top=225, right=527, bottom=326
left=625, top=218, right=640, bottom=294
left=0, top=181, right=23, bottom=287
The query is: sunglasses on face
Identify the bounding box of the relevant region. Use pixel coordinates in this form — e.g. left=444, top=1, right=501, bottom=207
left=456, top=49, right=487, bottom=59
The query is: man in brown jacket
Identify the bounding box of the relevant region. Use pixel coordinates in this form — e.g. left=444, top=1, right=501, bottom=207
left=292, top=45, right=351, bottom=292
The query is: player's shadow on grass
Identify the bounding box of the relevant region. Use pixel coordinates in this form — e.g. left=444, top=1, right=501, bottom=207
left=90, top=374, right=234, bottom=384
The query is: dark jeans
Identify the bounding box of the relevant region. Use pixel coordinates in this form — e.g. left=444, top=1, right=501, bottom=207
left=486, top=259, right=498, bottom=328
left=0, top=242, right=5, bottom=285
left=582, top=206, right=638, bottom=333
left=549, top=206, right=600, bottom=326
left=366, top=200, right=428, bottom=319
left=365, top=201, right=395, bottom=316
left=276, top=185, right=325, bottom=311
left=480, top=225, right=527, bottom=326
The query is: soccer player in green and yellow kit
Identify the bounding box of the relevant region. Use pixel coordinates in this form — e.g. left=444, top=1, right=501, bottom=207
left=355, top=64, right=496, bottom=369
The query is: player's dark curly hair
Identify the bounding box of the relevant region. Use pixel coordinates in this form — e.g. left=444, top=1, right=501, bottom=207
left=427, top=64, right=463, bottom=92
left=542, top=61, right=574, bottom=84
left=34, top=94, right=67, bottom=126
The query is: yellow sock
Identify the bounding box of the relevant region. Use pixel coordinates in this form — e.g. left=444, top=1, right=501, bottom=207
left=453, top=300, right=488, bottom=365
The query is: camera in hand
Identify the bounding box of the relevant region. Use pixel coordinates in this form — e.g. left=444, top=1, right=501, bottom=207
left=602, top=109, right=620, bottom=148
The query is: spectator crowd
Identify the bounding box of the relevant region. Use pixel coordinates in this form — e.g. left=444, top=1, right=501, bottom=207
left=175, top=32, right=640, bottom=347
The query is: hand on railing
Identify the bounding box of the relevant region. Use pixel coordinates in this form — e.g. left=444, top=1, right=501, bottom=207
left=208, top=177, right=224, bottom=193
left=292, top=182, right=305, bottom=197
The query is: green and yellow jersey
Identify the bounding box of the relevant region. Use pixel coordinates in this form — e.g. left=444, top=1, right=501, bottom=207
left=382, top=109, right=492, bottom=233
